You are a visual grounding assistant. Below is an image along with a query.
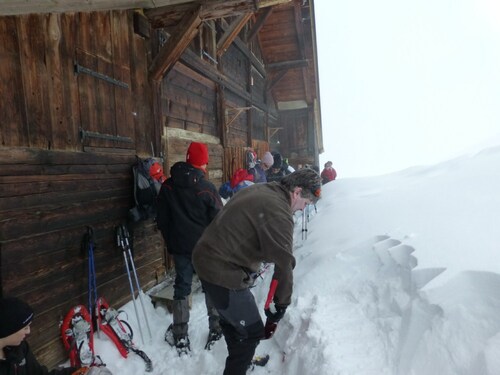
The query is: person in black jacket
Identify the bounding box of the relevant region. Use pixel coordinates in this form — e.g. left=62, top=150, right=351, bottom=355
left=266, top=152, right=286, bottom=182
left=0, top=297, right=85, bottom=375
left=156, top=142, right=223, bottom=354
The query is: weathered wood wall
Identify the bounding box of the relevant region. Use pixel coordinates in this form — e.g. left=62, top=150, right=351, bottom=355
left=0, top=11, right=155, bottom=155
left=163, top=127, right=223, bottom=187
left=0, top=10, right=162, bottom=368
left=280, top=107, right=316, bottom=167
left=0, top=148, right=165, bottom=367
left=157, top=22, right=273, bottom=185
left=163, top=63, right=218, bottom=137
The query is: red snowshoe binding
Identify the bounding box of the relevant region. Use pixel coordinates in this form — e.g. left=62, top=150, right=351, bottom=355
left=96, top=297, right=153, bottom=372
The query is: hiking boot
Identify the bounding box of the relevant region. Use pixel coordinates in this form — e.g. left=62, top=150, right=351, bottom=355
left=204, top=328, right=223, bottom=350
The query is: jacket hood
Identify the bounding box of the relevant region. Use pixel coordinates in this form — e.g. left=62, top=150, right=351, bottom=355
left=170, top=161, right=205, bottom=188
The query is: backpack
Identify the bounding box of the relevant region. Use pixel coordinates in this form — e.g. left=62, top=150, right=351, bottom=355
left=129, top=156, right=164, bottom=222
left=218, top=181, right=234, bottom=199
left=246, top=149, right=257, bottom=169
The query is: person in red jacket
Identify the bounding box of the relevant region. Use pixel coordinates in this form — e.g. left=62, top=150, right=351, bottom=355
left=321, top=161, right=337, bottom=184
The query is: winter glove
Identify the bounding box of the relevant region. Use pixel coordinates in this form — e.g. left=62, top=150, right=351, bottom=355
left=264, top=305, right=287, bottom=323
left=264, top=319, right=278, bottom=339
left=263, top=305, right=287, bottom=339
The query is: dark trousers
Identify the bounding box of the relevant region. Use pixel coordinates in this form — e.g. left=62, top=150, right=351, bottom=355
left=172, top=254, right=194, bottom=300
left=171, top=255, right=220, bottom=337
left=201, top=279, right=264, bottom=375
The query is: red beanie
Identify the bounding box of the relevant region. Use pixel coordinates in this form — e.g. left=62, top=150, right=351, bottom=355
left=186, top=142, right=209, bottom=167
left=230, top=168, right=254, bottom=189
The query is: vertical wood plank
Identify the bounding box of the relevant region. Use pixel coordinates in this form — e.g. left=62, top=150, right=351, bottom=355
left=76, top=12, right=98, bottom=136
left=60, top=13, right=81, bottom=150
left=45, top=13, right=65, bottom=149
left=17, top=14, right=53, bottom=149
left=130, top=17, right=155, bottom=156
left=0, top=16, right=28, bottom=147
left=112, top=11, right=134, bottom=141
left=95, top=12, right=115, bottom=143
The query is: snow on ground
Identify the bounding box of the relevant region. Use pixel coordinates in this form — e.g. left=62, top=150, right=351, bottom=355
left=83, top=144, right=500, bottom=375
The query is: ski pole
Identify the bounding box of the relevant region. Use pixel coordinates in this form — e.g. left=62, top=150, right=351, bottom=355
left=85, top=226, right=99, bottom=335
left=304, top=205, right=309, bottom=240
left=301, top=209, right=308, bottom=240
left=121, top=224, right=153, bottom=342
left=116, top=226, right=145, bottom=345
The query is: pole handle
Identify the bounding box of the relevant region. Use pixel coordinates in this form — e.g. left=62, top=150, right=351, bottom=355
left=265, top=279, right=278, bottom=309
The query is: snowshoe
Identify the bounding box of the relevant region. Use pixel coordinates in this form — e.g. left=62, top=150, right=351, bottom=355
left=249, top=354, right=270, bottom=371
left=165, top=324, right=191, bottom=356
left=61, top=305, right=95, bottom=368
left=175, top=336, right=191, bottom=356
left=204, top=328, right=223, bottom=350
left=97, top=297, right=153, bottom=372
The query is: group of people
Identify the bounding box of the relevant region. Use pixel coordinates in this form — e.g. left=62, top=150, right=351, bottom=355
left=156, top=142, right=322, bottom=374
left=219, top=149, right=304, bottom=200
left=1, top=143, right=329, bottom=375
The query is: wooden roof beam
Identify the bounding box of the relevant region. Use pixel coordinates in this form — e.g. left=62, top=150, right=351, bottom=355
left=146, top=0, right=292, bottom=28
left=267, top=59, right=309, bottom=71
left=218, top=18, right=267, bottom=78
left=0, top=0, right=191, bottom=16
left=225, top=106, right=251, bottom=133
left=246, top=7, right=273, bottom=42
left=293, top=0, right=312, bottom=104
left=266, top=69, right=289, bottom=91
left=217, top=12, right=253, bottom=57
left=149, top=5, right=202, bottom=81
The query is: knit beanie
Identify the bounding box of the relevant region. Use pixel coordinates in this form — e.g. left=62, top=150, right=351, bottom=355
left=272, top=152, right=283, bottom=169
left=186, top=142, right=209, bottom=167
left=230, top=168, right=254, bottom=189
left=261, top=152, right=274, bottom=167
left=0, top=297, right=34, bottom=338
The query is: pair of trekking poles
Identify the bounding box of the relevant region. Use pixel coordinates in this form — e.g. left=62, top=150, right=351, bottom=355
left=115, top=223, right=153, bottom=345
left=301, top=203, right=317, bottom=240
left=85, top=225, right=152, bottom=345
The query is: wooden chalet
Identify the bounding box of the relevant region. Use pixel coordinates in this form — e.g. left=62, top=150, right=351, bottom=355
left=0, top=0, right=323, bottom=367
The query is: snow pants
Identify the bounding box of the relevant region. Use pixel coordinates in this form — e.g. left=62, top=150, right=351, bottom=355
left=172, top=254, right=220, bottom=337
left=200, top=279, right=265, bottom=375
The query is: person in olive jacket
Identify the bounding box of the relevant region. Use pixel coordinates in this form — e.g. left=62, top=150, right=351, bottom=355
left=0, top=297, right=76, bottom=375
left=156, top=142, right=223, bottom=353
left=192, top=168, right=322, bottom=375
